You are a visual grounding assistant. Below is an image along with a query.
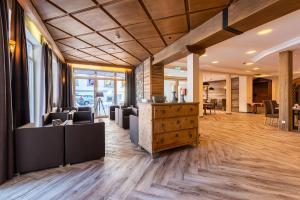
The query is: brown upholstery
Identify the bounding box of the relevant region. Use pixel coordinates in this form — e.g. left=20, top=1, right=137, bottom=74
left=64, top=122, right=105, bottom=164
left=73, top=111, right=93, bottom=124
left=15, top=124, right=64, bottom=173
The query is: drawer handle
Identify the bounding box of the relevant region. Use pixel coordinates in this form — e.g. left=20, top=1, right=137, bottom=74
left=161, top=123, right=165, bottom=127
left=162, top=110, right=166, bottom=114
left=190, top=108, right=193, bottom=111
left=190, top=120, right=194, bottom=123
left=160, top=138, right=164, bottom=144
left=175, top=134, right=179, bottom=137
left=189, top=133, right=193, bottom=138
left=177, top=120, right=180, bottom=124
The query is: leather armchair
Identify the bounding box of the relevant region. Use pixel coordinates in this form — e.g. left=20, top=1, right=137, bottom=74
left=78, top=107, right=92, bottom=112
left=129, top=108, right=139, bottom=145
left=109, top=105, right=119, bottom=120
left=61, top=107, right=78, bottom=112
left=42, top=112, right=69, bottom=126
left=73, top=111, right=94, bottom=124
left=15, top=124, right=64, bottom=173
left=115, top=108, right=120, bottom=125
left=119, top=107, right=134, bottom=129
left=64, top=122, right=105, bottom=164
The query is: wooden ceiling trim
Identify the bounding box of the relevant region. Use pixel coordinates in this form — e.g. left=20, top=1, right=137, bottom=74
left=66, top=59, right=134, bottom=70
left=137, top=0, right=167, bottom=46
left=184, top=0, right=191, bottom=32
left=44, top=0, right=139, bottom=66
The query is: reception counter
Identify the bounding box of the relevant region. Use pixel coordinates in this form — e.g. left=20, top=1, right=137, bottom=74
left=138, top=102, right=199, bottom=158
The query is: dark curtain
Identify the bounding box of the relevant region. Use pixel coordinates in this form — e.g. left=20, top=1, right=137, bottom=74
left=42, top=43, right=53, bottom=113
left=125, top=70, right=136, bottom=106
left=0, top=0, right=14, bottom=184
left=61, top=63, right=73, bottom=107
left=57, top=59, right=63, bottom=107
left=10, top=1, right=30, bottom=128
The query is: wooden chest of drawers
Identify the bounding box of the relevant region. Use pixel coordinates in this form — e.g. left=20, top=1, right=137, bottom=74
left=138, top=103, right=199, bottom=158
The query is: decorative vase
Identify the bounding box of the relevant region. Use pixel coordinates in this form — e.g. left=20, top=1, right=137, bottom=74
left=172, top=91, right=178, bottom=103
left=180, top=94, right=185, bottom=103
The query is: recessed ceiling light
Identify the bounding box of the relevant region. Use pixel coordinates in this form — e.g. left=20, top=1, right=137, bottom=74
left=246, top=70, right=251, bottom=73
left=257, top=29, right=272, bottom=35
left=246, top=50, right=256, bottom=55
left=244, top=62, right=254, bottom=66
left=201, top=54, right=207, bottom=57
left=212, top=61, right=219, bottom=64
left=253, top=67, right=260, bottom=70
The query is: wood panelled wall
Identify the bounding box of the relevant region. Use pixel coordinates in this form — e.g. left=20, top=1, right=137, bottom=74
left=231, top=77, right=239, bottom=112
left=135, top=57, right=164, bottom=103
left=253, top=78, right=272, bottom=103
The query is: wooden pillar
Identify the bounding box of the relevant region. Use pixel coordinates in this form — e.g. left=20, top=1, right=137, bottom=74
left=186, top=53, right=199, bottom=102
left=278, top=51, right=293, bottom=131
left=143, top=57, right=164, bottom=101
left=199, top=70, right=204, bottom=117
left=226, top=74, right=232, bottom=114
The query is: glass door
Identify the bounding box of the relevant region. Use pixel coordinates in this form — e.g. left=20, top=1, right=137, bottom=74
left=74, top=78, right=95, bottom=108
left=96, top=79, right=114, bottom=116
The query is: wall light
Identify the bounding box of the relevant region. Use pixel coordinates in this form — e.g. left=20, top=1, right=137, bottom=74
left=253, top=67, right=260, bottom=70
left=211, top=61, right=219, bottom=64
left=9, top=40, right=16, bottom=54
left=201, top=54, right=207, bottom=57
left=244, top=62, right=254, bottom=66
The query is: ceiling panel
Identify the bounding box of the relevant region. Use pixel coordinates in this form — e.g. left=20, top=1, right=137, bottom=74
left=73, top=8, right=119, bottom=31
left=98, top=44, right=123, bottom=54
left=118, top=40, right=150, bottom=60
left=50, top=0, right=96, bottom=13
left=110, top=59, right=129, bottom=65
left=188, top=0, right=230, bottom=12
left=155, top=15, right=188, bottom=35
left=123, top=57, right=140, bottom=65
left=77, top=33, right=111, bottom=46
left=103, top=0, right=148, bottom=26
left=139, top=37, right=165, bottom=49
left=163, top=33, right=185, bottom=45
left=56, top=42, right=74, bottom=52
left=58, top=37, right=91, bottom=49
left=125, top=21, right=159, bottom=39
left=142, top=0, right=185, bottom=19
left=32, top=0, right=65, bottom=20
left=47, top=16, right=92, bottom=36
left=190, top=8, right=223, bottom=30
left=83, top=56, right=105, bottom=63
left=64, top=49, right=91, bottom=58
left=112, top=52, right=134, bottom=59
left=149, top=47, right=164, bottom=54
left=63, top=54, right=84, bottom=61
left=46, top=24, right=70, bottom=40
left=96, top=54, right=118, bottom=61
left=79, top=47, right=106, bottom=56
left=100, top=28, right=133, bottom=43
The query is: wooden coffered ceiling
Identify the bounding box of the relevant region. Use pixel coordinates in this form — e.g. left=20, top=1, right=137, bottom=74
left=32, top=0, right=231, bottom=66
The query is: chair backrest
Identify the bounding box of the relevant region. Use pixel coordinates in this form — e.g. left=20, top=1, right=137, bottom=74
left=73, top=111, right=93, bottom=123
left=42, top=112, right=69, bottom=126
left=263, top=100, right=272, bottom=115
left=78, top=107, right=92, bottom=112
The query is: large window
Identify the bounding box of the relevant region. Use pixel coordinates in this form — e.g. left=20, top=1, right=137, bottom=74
left=73, top=69, right=126, bottom=117
left=27, top=41, right=35, bottom=123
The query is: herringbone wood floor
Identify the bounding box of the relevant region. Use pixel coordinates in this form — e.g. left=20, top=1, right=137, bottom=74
left=1, top=113, right=300, bottom=200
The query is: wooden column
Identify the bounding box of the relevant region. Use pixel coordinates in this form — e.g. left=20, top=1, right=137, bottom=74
left=186, top=53, right=199, bottom=102
left=278, top=51, right=293, bottom=131
left=143, top=57, right=164, bottom=101
left=199, top=70, right=204, bottom=117
left=226, top=74, right=232, bottom=114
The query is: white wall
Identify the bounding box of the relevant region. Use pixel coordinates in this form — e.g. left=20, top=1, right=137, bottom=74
left=239, top=76, right=253, bottom=112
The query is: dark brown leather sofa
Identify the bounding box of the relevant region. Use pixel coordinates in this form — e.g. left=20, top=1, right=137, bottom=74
left=15, top=124, right=64, bottom=174
left=109, top=105, right=119, bottom=120
left=119, top=107, right=133, bottom=129
left=42, top=112, right=69, bottom=126
left=64, top=122, right=105, bottom=164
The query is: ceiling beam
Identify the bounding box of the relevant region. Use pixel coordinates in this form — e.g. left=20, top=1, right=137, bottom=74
left=152, top=0, right=300, bottom=65
left=18, top=0, right=65, bottom=62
